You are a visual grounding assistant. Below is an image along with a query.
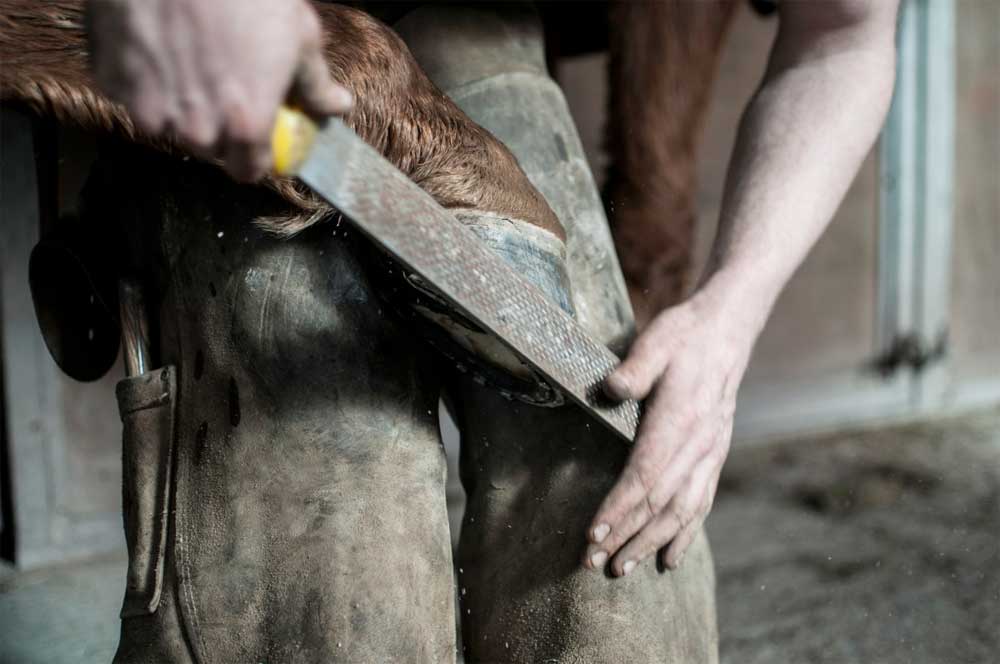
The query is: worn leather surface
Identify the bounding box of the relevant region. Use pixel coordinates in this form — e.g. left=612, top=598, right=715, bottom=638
left=116, top=366, right=177, bottom=618
left=397, top=5, right=720, bottom=662
left=95, top=149, right=456, bottom=663
left=452, top=385, right=719, bottom=663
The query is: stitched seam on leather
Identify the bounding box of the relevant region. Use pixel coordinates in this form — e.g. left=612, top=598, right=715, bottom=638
left=166, top=272, right=209, bottom=664
left=121, top=392, right=171, bottom=415
left=177, top=495, right=209, bottom=663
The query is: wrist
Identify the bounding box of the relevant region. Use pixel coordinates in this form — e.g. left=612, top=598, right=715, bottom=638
left=688, top=265, right=777, bottom=354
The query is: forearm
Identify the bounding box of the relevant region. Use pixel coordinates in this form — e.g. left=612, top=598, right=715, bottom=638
left=698, top=1, right=899, bottom=334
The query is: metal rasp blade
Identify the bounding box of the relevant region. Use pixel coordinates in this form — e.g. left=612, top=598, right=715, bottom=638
left=296, top=119, right=640, bottom=444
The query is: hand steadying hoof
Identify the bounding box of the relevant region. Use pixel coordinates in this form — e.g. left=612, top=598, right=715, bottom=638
left=585, top=286, right=754, bottom=576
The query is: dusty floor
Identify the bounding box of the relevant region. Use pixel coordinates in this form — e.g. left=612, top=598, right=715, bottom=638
left=1, top=408, right=998, bottom=663
left=0, top=554, right=123, bottom=664
left=709, top=407, right=1000, bottom=664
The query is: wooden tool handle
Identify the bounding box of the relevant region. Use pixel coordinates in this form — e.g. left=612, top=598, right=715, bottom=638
left=271, top=105, right=318, bottom=176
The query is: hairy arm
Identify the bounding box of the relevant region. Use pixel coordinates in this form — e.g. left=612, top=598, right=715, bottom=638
left=585, top=0, right=900, bottom=575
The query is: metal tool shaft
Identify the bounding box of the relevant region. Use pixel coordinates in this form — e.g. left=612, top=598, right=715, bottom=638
left=119, top=277, right=151, bottom=377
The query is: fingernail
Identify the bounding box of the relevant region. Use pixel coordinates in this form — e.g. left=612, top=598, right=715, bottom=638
left=668, top=553, right=684, bottom=570
left=590, top=550, right=608, bottom=568
left=622, top=560, right=636, bottom=576
left=592, top=523, right=610, bottom=543
left=603, top=374, right=631, bottom=400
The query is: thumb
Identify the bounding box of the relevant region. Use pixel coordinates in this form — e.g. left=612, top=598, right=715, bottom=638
left=292, top=45, right=354, bottom=117
left=603, top=330, right=673, bottom=402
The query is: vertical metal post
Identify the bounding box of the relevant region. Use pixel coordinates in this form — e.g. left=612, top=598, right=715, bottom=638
left=912, top=0, right=955, bottom=406
left=878, top=0, right=955, bottom=410
left=878, top=1, right=919, bottom=352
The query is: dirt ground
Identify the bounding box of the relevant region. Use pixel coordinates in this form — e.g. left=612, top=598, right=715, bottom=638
left=2, top=408, right=998, bottom=663
left=708, top=407, right=1000, bottom=664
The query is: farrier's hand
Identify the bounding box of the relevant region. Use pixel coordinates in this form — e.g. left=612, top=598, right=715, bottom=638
left=86, top=0, right=353, bottom=181
left=584, top=285, right=759, bottom=575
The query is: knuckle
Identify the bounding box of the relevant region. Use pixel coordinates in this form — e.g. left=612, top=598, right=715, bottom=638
left=603, top=521, right=633, bottom=553
left=671, top=502, right=696, bottom=528
left=645, top=488, right=669, bottom=515
left=628, top=542, right=656, bottom=566
left=646, top=483, right=673, bottom=517
left=695, top=435, right=717, bottom=458
left=605, top=532, right=628, bottom=555
left=641, top=493, right=658, bottom=521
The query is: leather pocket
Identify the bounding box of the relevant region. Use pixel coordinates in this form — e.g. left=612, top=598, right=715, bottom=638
left=116, top=365, right=177, bottom=617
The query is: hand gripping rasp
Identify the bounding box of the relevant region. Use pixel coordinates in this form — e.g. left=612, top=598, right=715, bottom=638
left=272, top=108, right=640, bottom=443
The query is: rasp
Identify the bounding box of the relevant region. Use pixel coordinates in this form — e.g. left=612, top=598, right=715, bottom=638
left=272, top=108, right=640, bottom=443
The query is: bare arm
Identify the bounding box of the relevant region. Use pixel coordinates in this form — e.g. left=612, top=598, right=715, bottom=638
left=702, top=0, right=900, bottom=332
left=585, top=0, right=900, bottom=576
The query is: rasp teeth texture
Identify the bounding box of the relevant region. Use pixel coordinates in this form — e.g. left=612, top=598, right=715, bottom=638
left=300, top=120, right=640, bottom=444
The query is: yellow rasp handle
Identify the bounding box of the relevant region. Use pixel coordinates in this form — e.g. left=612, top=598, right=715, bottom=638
left=271, top=105, right=318, bottom=176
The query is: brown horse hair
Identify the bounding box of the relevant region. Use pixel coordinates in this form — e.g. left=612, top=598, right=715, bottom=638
left=0, top=1, right=562, bottom=239
left=604, top=0, right=740, bottom=320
